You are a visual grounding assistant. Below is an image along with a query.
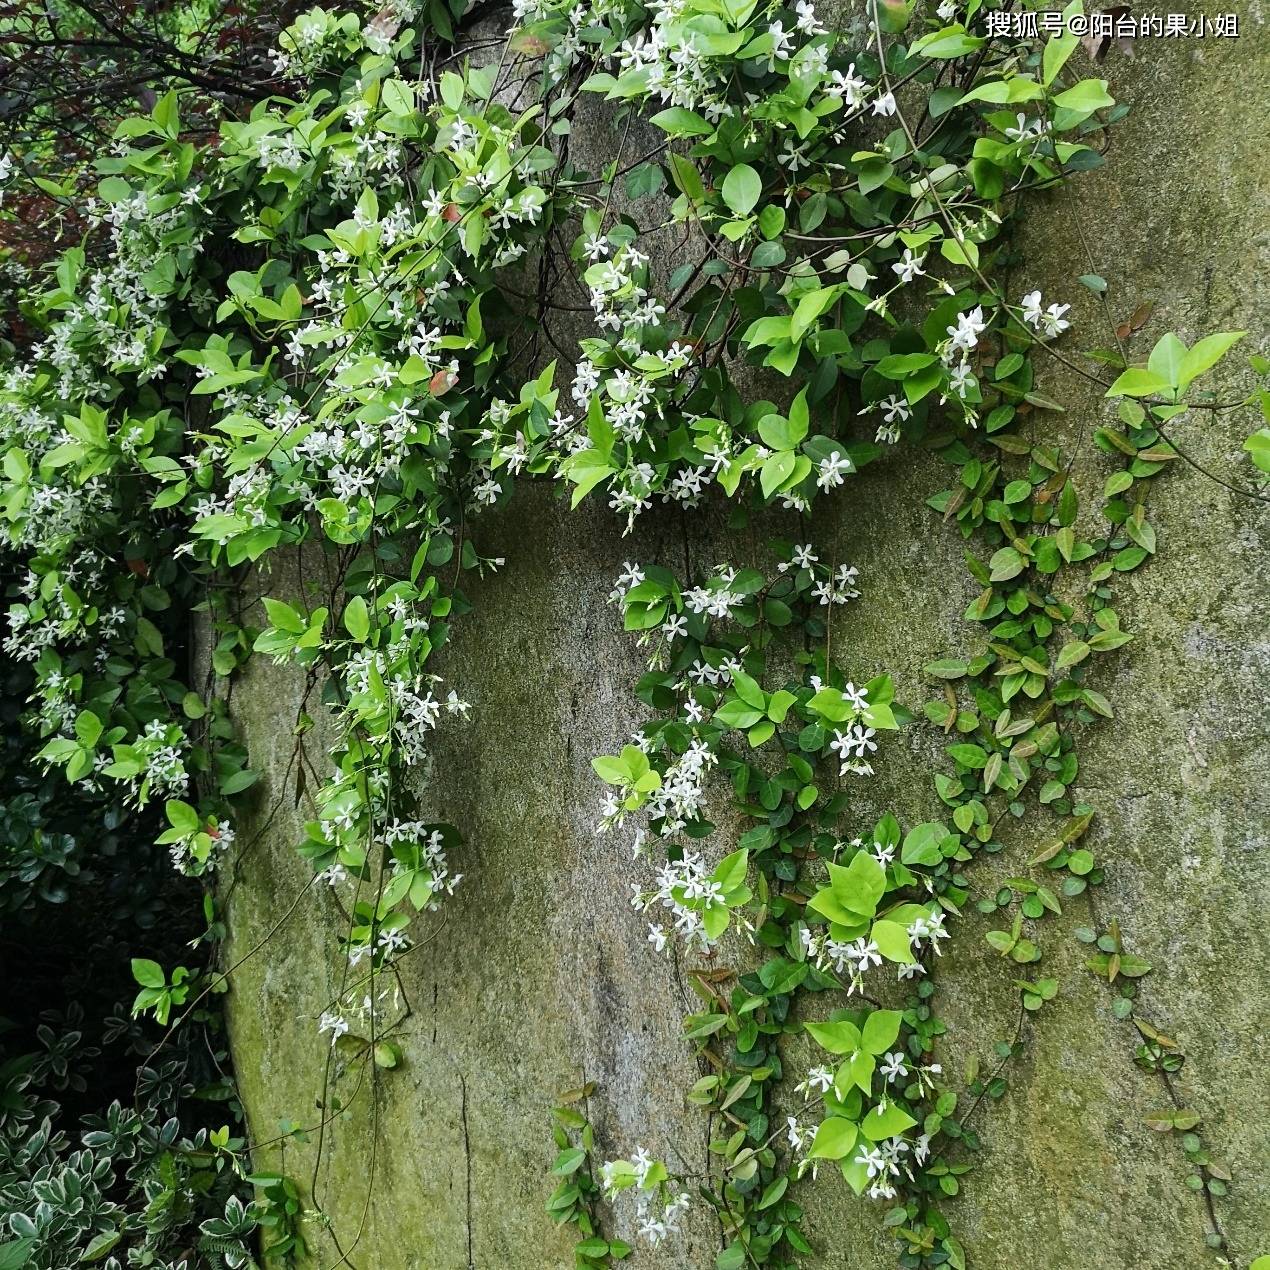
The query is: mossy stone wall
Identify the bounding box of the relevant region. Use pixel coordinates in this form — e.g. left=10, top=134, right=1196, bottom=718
left=222, top=16, right=1269, bottom=1268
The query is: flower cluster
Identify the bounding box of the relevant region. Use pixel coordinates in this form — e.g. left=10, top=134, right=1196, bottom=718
left=599, top=1147, right=692, bottom=1248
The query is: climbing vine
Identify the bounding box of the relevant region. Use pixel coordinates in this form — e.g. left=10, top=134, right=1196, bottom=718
left=585, top=323, right=1253, bottom=1266
left=0, top=0, right=1264, bottom=1266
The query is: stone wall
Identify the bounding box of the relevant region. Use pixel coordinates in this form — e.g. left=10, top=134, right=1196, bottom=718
left=221, top=13, right=1269, bottom=1269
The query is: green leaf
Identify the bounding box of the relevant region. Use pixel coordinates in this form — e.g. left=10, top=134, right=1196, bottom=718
left=1147, top=332, right=1186, bottom=388
left=989, top=546, right=1025, bottom=581
left=592, top=755, right=629, bottom=785
left=562, top=450, right=615, bottom=506
left=790, top=287, right=840, bottom=341
left=0, top=1243, right=35, bottom=1270
left=767, top=689, right=796, bottom=721
left=624, top=162, right=665, bottom=200
left=809, top=687, right=854, bottom=722
left=731, top=669, right=766, bottom=708
left=1052, top=79, right=1114, bottom=115
left=131, top=958, right=165, bottom=989
left=712, top=848, right=749, bottom=894
left=1177, top=331, right=1244, bottom=392
left=830, top=850, right=886, bottom=917
left=901, top=821, right=948, bottom=866
left=871, top=920, right=916, bottom=964
left=667, top=152, right=704, bottom=203
left=1056, top=641, right=1089, bottom=670
left=760, top=958, right=808, bottom=995
left=343, top=595, right=370, bottom=642
left=81, top=1231, right=121, bottom=1263
left=381, top=78, right=416, bottom=116
left=806, top=1019, right=861, bottom=1054
left=757, top=410, right=807, bottom=451
left=861, top=1102, right=918, bottom=1141
left=909, top=25, right=985, bottom=58
left=756, top=1176, right=789, bottom=1209
left=75, top=710, right=103, bottom=747
left=1244, top=429, right=1270, bottom=474
left=165, top=799, right=200, bottom=835
left=807, top=886, right=869, bottom=929
left=948, top=743, right=988, bottom=769
left=220, top=768, right=258, bottom=796
left=840, top=1152, right=870, bottom=1195
left=876, top=353, right=937, bottom=378
left=760, top=450, right=797, bottom=499
left=716, top=698, right=764, bottom=728
left=263, top=596, right=306, bottom=635
left=721, top=163, right=762, bottom=216
left=553, top=1147, right=587, bottom=1174
left=875, top=0, right=912, bottom=32
left=861, top=1009, right=902, bottom=1054
left=1144, top=1107, right=1201, bottom=1132
left=1105, top=368, right=1172, bottom=399
left=808, top=1116, right=858, bottom=1160
left=1043, top=28, right=1079, bottom=86
left=958, top=77, right=1043, bottom=106
left=649, top=107, right=713, bottom=137
left=373, top=1040, right=403, bottom=1069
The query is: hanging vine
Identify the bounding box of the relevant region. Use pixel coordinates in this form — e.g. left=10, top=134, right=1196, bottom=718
left=0, top=0, right=1264, bottom=1266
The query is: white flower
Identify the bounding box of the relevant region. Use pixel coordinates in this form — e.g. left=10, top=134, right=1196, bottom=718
left=794, top=0, right=826, bottom=35
left=318, top=1011, right=349, bottom=1043
left=1041, top=302, right=1071, bottom=338
left=767, top=20, right=794, bottom=66
left=614, top=558, right=645, bottom=591
left=1004, top=113, right=1049, bottom=142
left=849, top=938, right=882, bottom=972
left=880, top=394, right=911, bottom=424
left=872, top=91, right=897, bottom=117
left=377, top=927, right=409, bottom=954
left=786, top=1115, right=810, bottom=1151
left=648, top=923, right=668, bottom=952
left=817, top=450, right=852, bottom=490
left=829, top=64, right=869, bottom=108
left=880, top=1050, right=908, bottom=1083
left=949, top=362, right=974, bottom=398
left=908, top=911, right=950, bottom=954
left=842, top=681, right=868, bottom=711
left=891, top=249, right=926, bottom=284
left=796, top=1065, right=834, bottom=1095
left=946, top=305, right=988, bottom=355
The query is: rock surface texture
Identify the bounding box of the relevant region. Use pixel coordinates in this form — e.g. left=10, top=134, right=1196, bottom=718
left=222, top=15, right=1269, bottom=1270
